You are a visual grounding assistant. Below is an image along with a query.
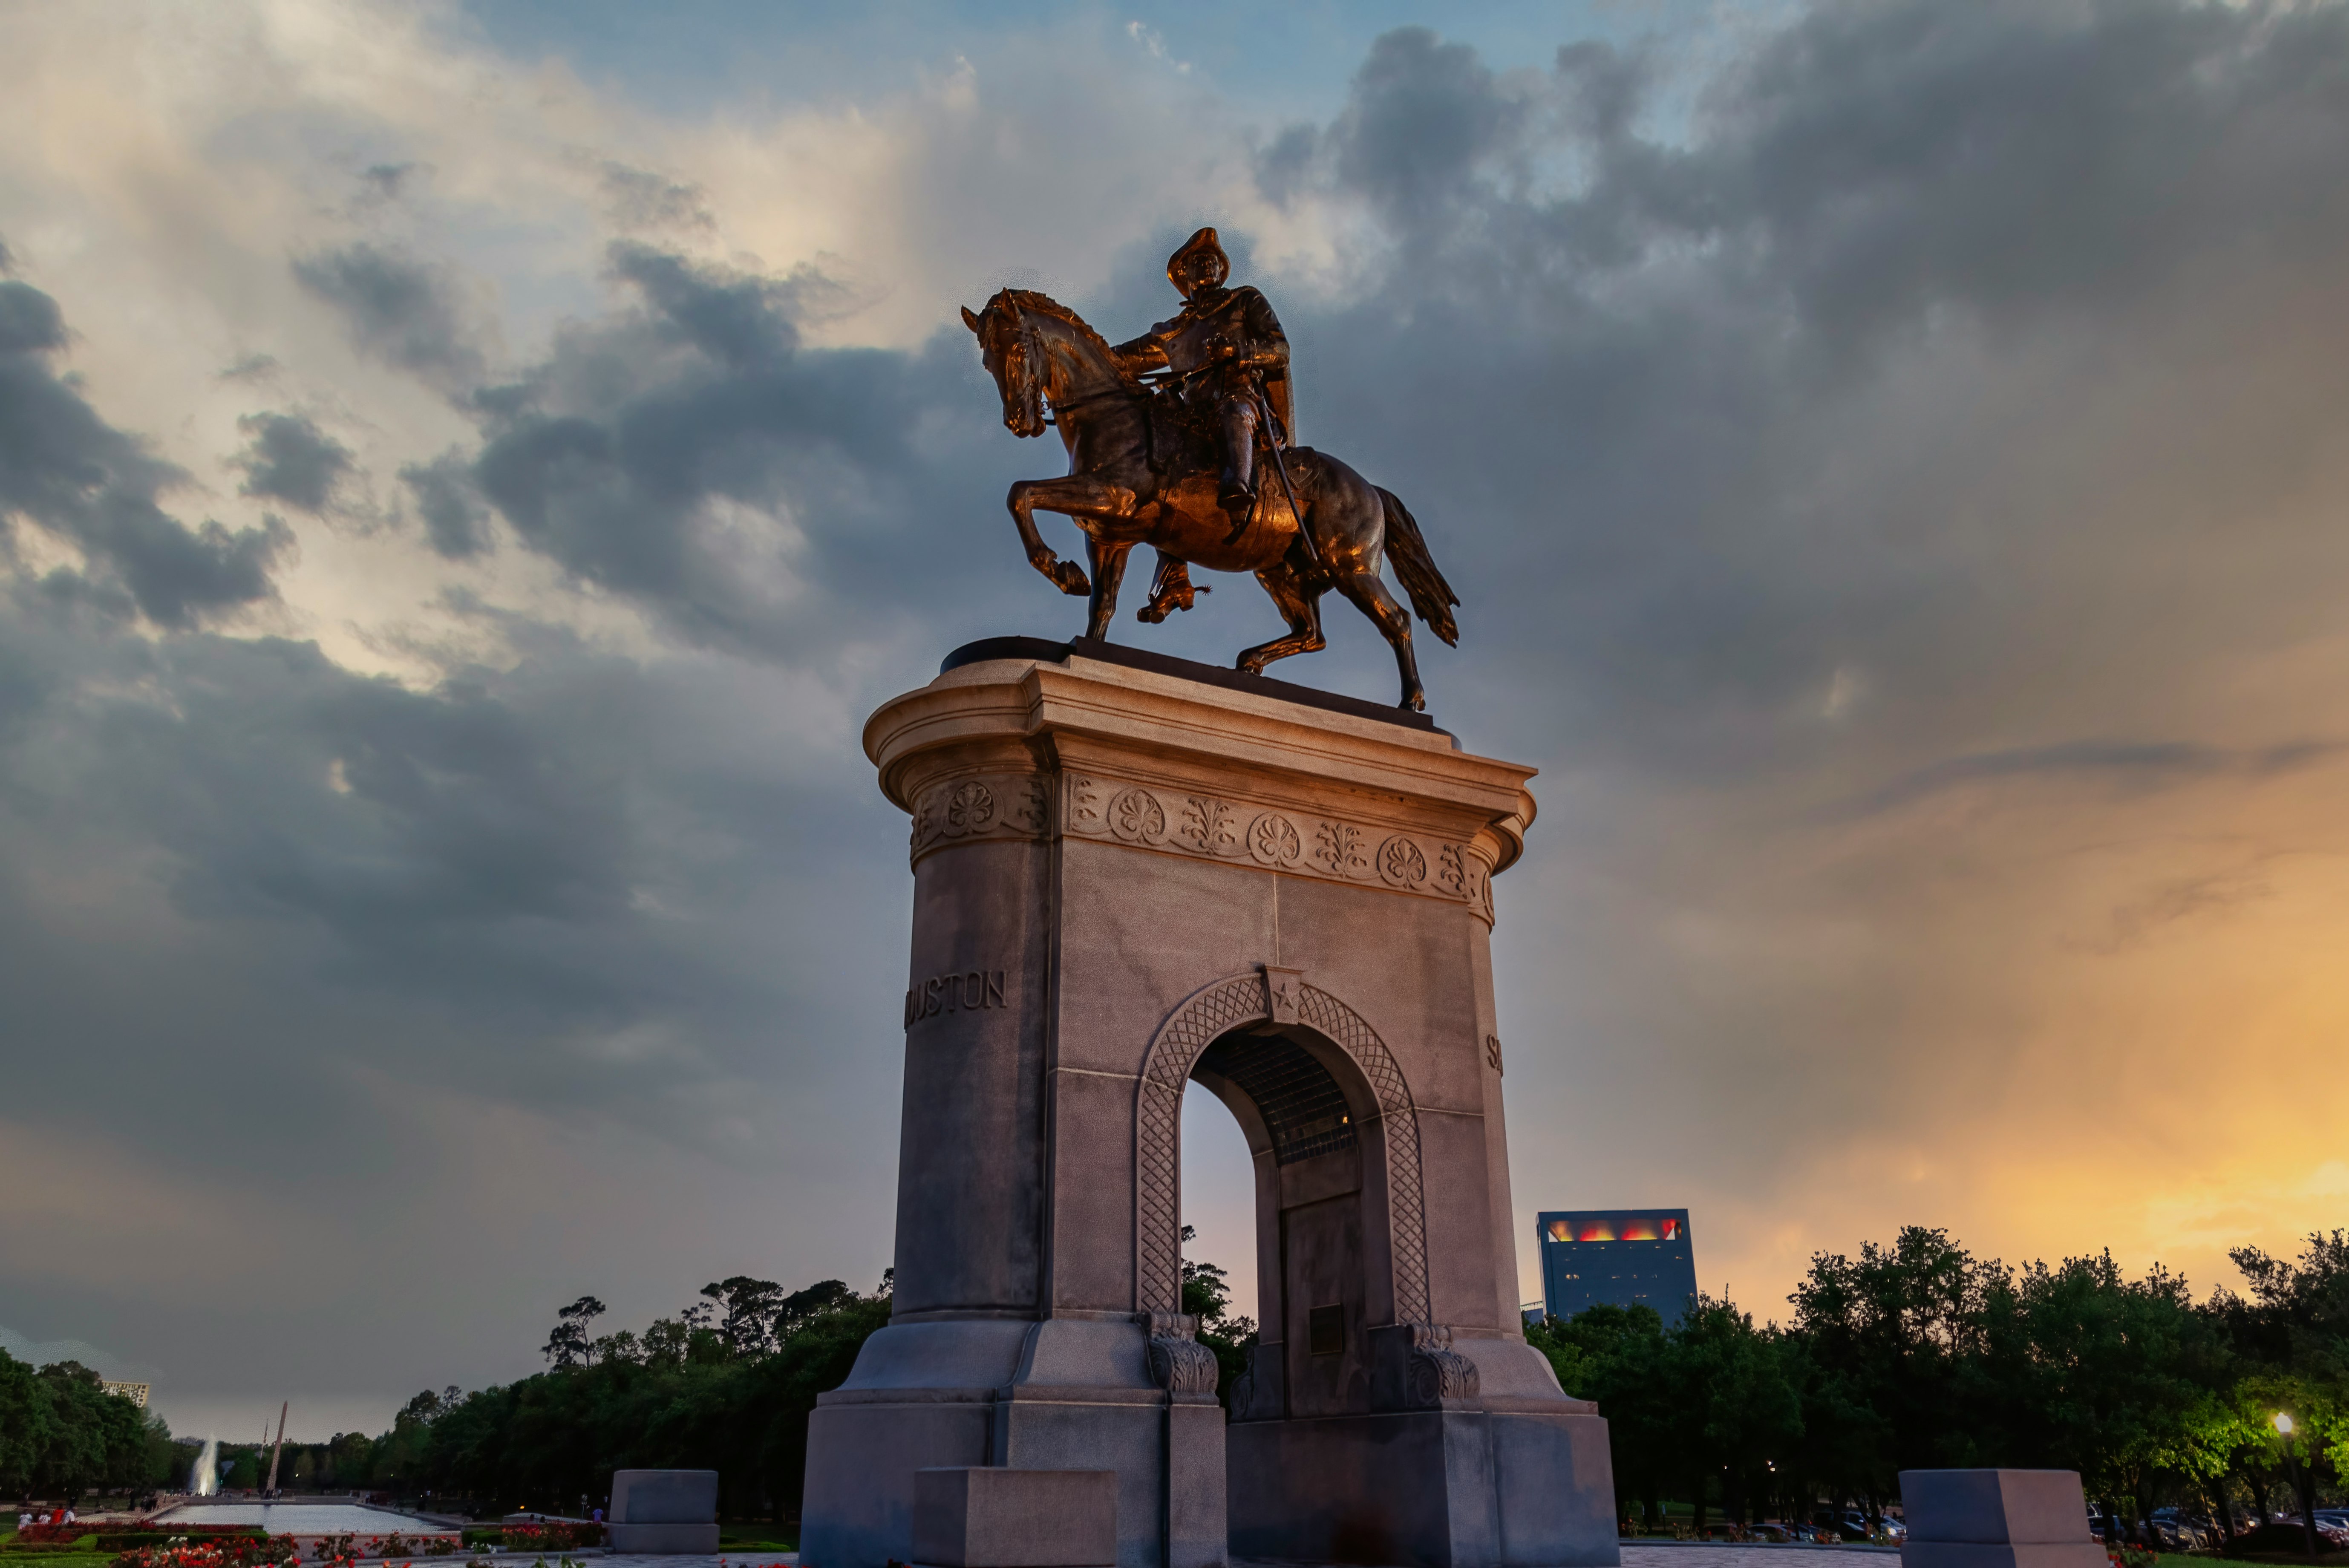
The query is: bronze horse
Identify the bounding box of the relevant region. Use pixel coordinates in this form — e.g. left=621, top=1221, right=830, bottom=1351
left=960, top=289, right=1458, bottom=710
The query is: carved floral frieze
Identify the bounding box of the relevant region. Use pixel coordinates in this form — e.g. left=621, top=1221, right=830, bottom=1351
left=908, top=774, right=1051, bottom=860
left=905, top=769, right=1496, bottom=921
left=1065, top=772, right=1492, bottom=918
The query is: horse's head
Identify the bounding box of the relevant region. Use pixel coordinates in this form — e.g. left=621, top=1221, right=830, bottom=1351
left=961, top=293, right=1049, bottom=439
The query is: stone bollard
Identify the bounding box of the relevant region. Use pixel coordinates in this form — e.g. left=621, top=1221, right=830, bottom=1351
left=606, top=1470, right=719, bottom=1555
left=1899, top=1470, right=2108, bottom=1568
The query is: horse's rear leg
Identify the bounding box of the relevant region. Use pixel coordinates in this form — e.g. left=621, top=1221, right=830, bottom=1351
left=1236, top=559, right=1326, bottom=676
left=1085, top=540, right=1135, bottom=640
left=1330, top=565, right=1426, bottom=711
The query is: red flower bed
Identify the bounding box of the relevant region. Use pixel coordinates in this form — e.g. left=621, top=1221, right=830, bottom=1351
left=112, top=1537, right=298, bottom=1568
left=23, top=1526, right=260, bottom=1546
left=495, top=1524, right=603, bottom=1551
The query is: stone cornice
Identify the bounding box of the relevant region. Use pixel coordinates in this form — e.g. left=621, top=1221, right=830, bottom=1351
left=868, top=653, right=1538, bottom=882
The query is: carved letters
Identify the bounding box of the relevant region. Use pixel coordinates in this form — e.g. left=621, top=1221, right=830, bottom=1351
left=903, top=969, right=1009, bottom=1027
left=1485, top=1034, right=1504, bottom=1074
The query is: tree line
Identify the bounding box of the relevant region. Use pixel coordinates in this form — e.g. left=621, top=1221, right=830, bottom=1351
left=19, top=1222, right=2335, bottom=1534
left=1526, top=1226, right=2348, bottom=1538
left=0, top=1357, right=179, bottom=1499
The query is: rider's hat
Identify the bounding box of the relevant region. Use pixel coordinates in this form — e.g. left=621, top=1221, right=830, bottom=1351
left=1167, top=227, right=1230, bottom=290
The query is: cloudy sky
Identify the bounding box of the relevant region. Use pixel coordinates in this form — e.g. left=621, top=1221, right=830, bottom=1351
left=4, top=0, right=2347, bottom=1442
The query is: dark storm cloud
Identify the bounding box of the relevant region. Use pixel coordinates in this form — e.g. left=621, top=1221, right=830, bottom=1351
left=399, top=449, right=491, bottom=558
left=1260, top=0, right=2349, bottom=773
left=458, top=240, right=1022, bottom=657
left=292, top=240, right=487, bottom=388
left=0, top=279, right=288, bottom=626
left=12, top=0, right=2349, bottom=1427
left=231, top=409, right=355, bottom=513
left=0, top=565, right=894, bottom=1122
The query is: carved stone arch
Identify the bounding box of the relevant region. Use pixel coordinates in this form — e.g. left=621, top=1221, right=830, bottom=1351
left=1133, top=970, right=1430, bottom=1323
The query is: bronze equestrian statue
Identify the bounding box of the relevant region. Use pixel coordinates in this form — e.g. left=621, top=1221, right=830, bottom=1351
left=960, top=227, right=1459, bottom=711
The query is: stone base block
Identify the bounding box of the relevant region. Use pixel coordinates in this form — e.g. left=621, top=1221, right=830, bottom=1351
left=605, top=1524, right=720, bottom=1554
left=801, top=1396, right=997, bottom=1568
left=1228, top=1408, right=1618, bottom=1568
left=608, top=1467, right=719, bottom=1554
left=1902, top=1546, right=2108, bottom=1568
left=913, top=1468, right=1117, bottom=1567
left=1900, top=1470, right=2098, bottom=1547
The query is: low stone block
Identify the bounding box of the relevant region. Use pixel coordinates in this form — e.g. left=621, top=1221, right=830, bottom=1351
left=911, top=1468, right=1117, bottom=1568
left=1900, top=1470, right=2095, bottom=1545
left=605, top=1523, right=721, bottom=1554
left=608, top=1469, right=719, bottom=1555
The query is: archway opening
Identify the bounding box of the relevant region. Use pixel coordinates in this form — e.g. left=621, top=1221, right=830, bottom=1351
left=1184, top=1025, right=1375, bottom=1421
left=1178, top=1078, right=1257, bottom=1404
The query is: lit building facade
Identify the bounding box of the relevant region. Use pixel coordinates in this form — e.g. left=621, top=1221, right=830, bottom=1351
left=1534, top=1209, right=1697, bottom=1324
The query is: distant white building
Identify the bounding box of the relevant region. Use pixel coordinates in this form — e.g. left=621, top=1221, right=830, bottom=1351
left=101, top=1381, right=150, bottom=1408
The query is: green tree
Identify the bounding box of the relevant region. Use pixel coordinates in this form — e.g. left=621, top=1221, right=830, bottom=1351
left=1527, top=1304, right=1671, bottom=1524
left=1179, top=1227, right=1257, bottom=1403
left=1667, top=1297, right=1801, bottom=1529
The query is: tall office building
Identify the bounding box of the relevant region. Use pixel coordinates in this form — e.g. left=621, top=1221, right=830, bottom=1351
left=1534, top=1208, right=1698, bottom=1323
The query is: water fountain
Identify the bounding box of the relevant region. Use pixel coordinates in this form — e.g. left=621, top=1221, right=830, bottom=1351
left=190, top=1437, right=217, bottom=1498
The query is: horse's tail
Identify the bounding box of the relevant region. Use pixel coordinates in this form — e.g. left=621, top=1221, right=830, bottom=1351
left=1377, top=487, right=1460, bottom=647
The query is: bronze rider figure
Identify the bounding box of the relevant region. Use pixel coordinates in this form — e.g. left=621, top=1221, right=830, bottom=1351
left=1111, top=227, right=1293, bottom=530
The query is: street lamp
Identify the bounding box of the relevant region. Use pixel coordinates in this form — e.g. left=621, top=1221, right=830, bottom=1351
left=2274, top=1412, right=2319, bottom=1559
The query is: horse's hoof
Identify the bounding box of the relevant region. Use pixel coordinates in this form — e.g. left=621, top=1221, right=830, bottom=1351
left=1400, top=692, right=1427, bottom=712
left=1136, top=605, right=1164, bottom=624
left=1055, top=565, right=1091, bottom=595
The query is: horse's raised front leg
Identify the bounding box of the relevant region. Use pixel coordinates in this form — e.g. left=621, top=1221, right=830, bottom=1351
left=1006, top=475, right=1137, bottom=598
left=1236, top=553, right=1326, bottom=676
left=1085, top=540, right=1135, bottom=639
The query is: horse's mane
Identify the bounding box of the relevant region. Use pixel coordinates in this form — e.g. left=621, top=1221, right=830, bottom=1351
left=989, top=288, right=1136, bottom=384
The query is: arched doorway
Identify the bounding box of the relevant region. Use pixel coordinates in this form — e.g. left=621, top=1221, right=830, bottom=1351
left=1191, top=1024, right=1373, bottom=1419
left=1134, top=967, right=1432, bottom=1425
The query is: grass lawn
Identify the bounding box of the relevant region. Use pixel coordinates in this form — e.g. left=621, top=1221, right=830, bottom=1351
left=715, top=1529, right=798, bottom=1554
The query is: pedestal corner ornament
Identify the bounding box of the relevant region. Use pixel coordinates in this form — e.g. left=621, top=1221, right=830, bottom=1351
left=800, top=642, right=1617, bottom=1568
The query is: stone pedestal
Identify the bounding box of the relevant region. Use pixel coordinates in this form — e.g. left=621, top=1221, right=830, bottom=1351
left=799, top=639, right=1618, bottom=1568
left=607, top=1469, right=719, bottom=1554
left=1899, top=1470, right=2105, bottom=1568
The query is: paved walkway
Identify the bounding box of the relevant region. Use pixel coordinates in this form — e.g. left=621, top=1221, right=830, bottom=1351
left=323, top=1544, right=1902, bottom=1568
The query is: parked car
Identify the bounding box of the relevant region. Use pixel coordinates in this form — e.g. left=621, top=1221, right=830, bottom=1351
left=1746, top=1523, right=1797, bottom=1543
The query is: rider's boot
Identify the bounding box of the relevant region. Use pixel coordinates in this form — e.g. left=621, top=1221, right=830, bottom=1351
left=1219, top=480, right=1255, bottom=539
left=1138, top=556, right=1207, bottom=623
